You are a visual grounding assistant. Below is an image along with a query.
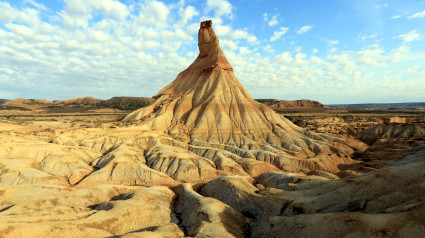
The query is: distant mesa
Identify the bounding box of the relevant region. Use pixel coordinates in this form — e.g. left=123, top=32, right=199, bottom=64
left=60, top=97, right=102, bottom=105
left=2, top=96, right=154, bottom=112
left=257, top=99, right=329, bottom=112
left=98, top=97, right=154, bottom=110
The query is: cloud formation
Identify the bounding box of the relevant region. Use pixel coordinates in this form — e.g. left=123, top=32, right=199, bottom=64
left=297, top=25, right=314, bottom=34
left=397, top=30, right=422, bottom=43
left=263, top=13, right=279, bottom=26
left=0, top=0, right=424, bottom=104
left=270, top=27, right=289, bottom=42
left=408, top=10, right=425, bottom=19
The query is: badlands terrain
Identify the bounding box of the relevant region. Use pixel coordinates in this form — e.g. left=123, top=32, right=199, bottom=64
left=1, top=21, right=425, bottom=237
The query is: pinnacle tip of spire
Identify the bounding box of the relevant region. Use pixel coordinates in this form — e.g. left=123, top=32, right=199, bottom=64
left=200, top=20, right=213, bottom=28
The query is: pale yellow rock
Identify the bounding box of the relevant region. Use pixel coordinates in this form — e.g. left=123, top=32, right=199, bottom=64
left=175, top=183, right=249, bottom=238
left=252, top=212, right=425, bottom=238
left=0, top=223, right=113, bottom=238
left=0, top=143, right=101, bottom=186
left=0, top=186, right=176, bottom=237
left=121, top=224, right=184, bottom=238
left=266, top=148, right=425, bottom=215
left=200, top=175, right=285, bottom=220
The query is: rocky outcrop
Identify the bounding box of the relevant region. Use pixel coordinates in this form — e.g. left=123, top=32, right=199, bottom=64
left=175, top=183, right=249, bottom=237
left=0, top=186, right=177, bottom=237
left=357, top=124, right=425, bottom=145
left=121, top=20, right=365, bottom=176
left=252, top=212, right=425, bottom=238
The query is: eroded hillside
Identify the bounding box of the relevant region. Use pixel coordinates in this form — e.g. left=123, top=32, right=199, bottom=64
left=0, top=21, right=424, bottom=237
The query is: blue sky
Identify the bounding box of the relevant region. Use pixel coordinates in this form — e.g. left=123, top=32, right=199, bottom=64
left=0, top=0, right=424, bottom=104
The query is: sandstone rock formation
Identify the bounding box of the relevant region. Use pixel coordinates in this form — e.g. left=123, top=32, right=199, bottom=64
left=353, top=124, right=425, bottom=166
left=121, top=20, right=365, bottom=177
left=1, top=20, right=424, bottom=237
left=250, top=146, right=425, bottom=237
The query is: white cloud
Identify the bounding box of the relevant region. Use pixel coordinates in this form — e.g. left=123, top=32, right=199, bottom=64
left=375, top=3, right=388, bottom=9
left=0, top=2, right=41, bottom=26
left=408, top=10, right=425, bottom=19
left=88, top=30, right=109, bottom=42
left=356, top=48, right=385, bottom=66
left=391, top=15, right=401, bottom=19
left=61, top=0, right=129, bottom=29
left=270, top=27, right=289, bottom=42
left=297, top=25, right=313, bottom=34
left=268, top=15, right=279, bottom=26
left=214, top=24, right=258, bottom=45
left=24, top=0, right=46, bottom=11
left=134, top=0, right=170, bottom=26
left=176, top=5, right=199, bottom=26
left=387, top=45, right=410, bottom=62
left=63, top=0, right=129, bottom=19
left=230, top=29, right=258, bottom=44
left=239, top=47, right=253, bottom=55
left=0, top=2, right=16, bottom=22
left=328, top=47, right=337, bottom=54
left=263, top=13, right=268, bottom=21
left=204, top=0, right=233, bottom=20
left=263, top=44, right=275, bottom=54
left=0, top=0, right=423, bottom=103
left=397, top=30, right=421, bottom=43
left=358, top=34, right=377, bottom=41
left=262, top=12, right=279, bottom=26
left=0, top=0, right=264, bottom=100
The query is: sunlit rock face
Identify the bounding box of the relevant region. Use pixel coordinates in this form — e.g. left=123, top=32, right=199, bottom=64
left=121, top=20, right=366, bottom=179
left=10, top=21, right=425, bottom=238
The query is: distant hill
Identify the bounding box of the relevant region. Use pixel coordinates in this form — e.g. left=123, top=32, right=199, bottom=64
left=98, top=97, right=154, bottom=110
left=2, top=96, right=155, bottom=113
left=327, top=102, right=425, bottom=110
left=256, top=99, right=329, bottom=112
left=59, top=97, right=102, bottom=105
left=5, top=98, right=52, bottom=105
left=0, top=99, right=10, bottom=105
left=2, top=96, right=330, bottom=113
